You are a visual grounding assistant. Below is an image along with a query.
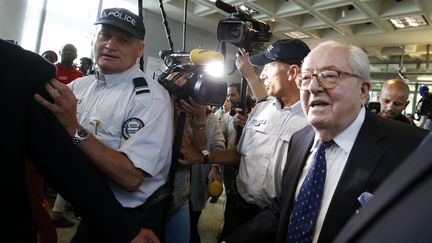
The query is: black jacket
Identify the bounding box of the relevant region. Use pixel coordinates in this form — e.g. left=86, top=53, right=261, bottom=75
left=1, top=39, right=140, bottom=243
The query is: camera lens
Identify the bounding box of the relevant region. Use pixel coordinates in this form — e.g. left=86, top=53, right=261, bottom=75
left=230, top=26, right=241, bottom=39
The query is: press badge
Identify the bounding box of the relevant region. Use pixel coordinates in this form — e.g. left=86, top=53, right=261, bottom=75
left=122, top=118, right=144, bottom=139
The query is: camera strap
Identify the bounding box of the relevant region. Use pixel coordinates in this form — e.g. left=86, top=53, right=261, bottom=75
left=168, top=110, right=187, bottom=188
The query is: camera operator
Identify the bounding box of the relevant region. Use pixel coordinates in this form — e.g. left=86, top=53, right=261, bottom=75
left=35, top=8, right=173, bottom=242
left=416, top=85, right=432, bottom=130
left=163, top=77, right=225, bottom=243
left=179, top=39, right=311, bottom=240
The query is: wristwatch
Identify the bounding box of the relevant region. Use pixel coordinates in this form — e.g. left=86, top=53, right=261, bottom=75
left=72, top=127, right=90, bottom=145
left=202, top=150, right=209, bottom=164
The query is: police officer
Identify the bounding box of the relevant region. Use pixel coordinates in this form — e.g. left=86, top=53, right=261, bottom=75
left=35, top=8, right=173, bottom=242
left=180, top=39, right=311, bottom=241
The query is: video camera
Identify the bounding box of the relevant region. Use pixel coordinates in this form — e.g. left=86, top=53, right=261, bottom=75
left=215, top=0, right=272, bottom=51
left=157, top=49, right=227, bottom=107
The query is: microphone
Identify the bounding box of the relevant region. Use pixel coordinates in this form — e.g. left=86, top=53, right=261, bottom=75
left=215, top=0, right=237, bottom=14
left=189, top=49, right=224, bottom=65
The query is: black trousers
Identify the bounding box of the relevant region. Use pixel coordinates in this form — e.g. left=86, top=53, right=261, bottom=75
left=219, top=192, right=263, bottom=241
left=71, top=196, right=169, bottom=243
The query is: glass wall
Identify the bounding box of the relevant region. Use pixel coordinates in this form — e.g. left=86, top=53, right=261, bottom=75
left=21, top=0, right=138, bottom=61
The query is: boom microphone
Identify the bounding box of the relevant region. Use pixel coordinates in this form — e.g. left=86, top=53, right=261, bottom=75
left=189, top=49, right=224, bottom=65
left=215, top=0, right=237, bottom=14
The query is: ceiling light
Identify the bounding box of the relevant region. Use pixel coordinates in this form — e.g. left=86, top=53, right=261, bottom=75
left=208, top=0, right=216, bottom=2
left=238, top=4, right=260, bottom=16
left=283, top=31, right=310, bottom=39
left=417, top=75, right=432, bottom=81
left=390, top=15, right=428, bottom=29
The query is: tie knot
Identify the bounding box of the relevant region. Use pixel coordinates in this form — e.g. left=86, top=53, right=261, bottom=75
left=317, top=140, right=334, bottom=152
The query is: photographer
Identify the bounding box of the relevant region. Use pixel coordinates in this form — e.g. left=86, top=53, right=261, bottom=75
left=180, top=39, right=311, bottom=240
left=35, top=8, right=172, bottom=242
left=163, top=71, right=225, bottom=243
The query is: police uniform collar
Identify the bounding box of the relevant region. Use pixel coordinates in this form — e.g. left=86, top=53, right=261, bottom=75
left=97, top=66, right=137, bottom=88
left=270, top=97, right=302, bottom=111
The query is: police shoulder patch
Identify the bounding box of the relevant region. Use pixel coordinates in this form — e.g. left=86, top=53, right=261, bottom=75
left=122, top=118, right=145, bottom=139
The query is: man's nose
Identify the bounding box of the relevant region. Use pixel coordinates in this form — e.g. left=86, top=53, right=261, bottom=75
left=307, top=76, right=324, bottom=92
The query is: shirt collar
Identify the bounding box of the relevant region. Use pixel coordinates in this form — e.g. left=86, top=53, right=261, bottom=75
left=271, top=97, right=302, bottom=112
left=96, top=66, right=138, bottom=88
left=311, top=106, right=366, bottom=153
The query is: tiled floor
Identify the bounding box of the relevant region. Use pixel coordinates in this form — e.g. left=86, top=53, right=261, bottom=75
left=54, top=193, right=226, bottom=243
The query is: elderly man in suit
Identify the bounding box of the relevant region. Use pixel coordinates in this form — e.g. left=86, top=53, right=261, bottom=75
left=224, top=40, right=427, bottom=243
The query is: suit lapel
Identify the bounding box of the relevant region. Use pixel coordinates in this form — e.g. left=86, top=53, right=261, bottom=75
left=318, top=112, right=386, bottom=243
left=277, top=126, right=315, bottom=242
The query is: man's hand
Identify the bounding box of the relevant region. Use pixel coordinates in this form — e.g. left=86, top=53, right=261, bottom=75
left=235, top=48, right=255, bottom=79
left=233, top=108, right=247, bottom=130
left=33, top=79, right=80, bottom=135
left=208, top=165, right=221, bottom=183
left=130, top=228, right=160, bottom=243
left=179, top=135, right=203, bottom=166
left=179, top=98, right=206, bottom=118
left=167, top=71, right=189, bottom=88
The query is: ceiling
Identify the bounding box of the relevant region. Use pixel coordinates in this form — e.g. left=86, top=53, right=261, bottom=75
left=141, top=0, right=432, bottom=83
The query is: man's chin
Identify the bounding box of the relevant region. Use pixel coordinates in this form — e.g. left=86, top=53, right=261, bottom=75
left=382, top=113, right=396, bottom=119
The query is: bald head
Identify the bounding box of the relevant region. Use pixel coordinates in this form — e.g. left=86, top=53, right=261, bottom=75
left=378, top=79, right=410, bottom=120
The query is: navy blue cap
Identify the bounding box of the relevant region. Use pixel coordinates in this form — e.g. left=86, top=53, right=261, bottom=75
left=419, top=85, right=429, bottom=95
left=249, top=39, right=310, bottom=66
left=95, top=8, right=145, bottom=40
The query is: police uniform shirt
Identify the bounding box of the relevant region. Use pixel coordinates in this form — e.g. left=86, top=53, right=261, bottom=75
left=236, top=97, right=308, bottom=208
left=68, top=66, right=173, bottom=208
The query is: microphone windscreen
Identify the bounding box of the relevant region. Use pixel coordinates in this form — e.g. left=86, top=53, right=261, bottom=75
left=190, top=49, right=224, bottom=65
left=215, top=0, right=237, bottom=13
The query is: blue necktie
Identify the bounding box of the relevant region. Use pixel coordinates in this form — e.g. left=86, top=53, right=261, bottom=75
left=286, top=140, right=333, bottom=243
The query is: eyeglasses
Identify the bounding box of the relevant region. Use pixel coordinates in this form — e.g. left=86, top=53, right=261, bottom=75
left=296, top=69, right=364, bottom=90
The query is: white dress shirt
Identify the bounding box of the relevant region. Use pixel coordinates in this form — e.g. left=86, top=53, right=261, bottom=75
left=293, top=107, right=366, bottom=243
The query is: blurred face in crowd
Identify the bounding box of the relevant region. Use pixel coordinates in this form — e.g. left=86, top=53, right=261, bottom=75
left=260, top=61, right=291, bottom=98
left=300, top=42, right=370, bottom=139
left=42, top=51, right=58, bottom=63
left=228, top=86, right=240, bottom=104
left=60, top=44, right=78, bottom=63
left=79, top=59, right=92, bottom=74
left=378, top=80, right=409, bottom=120
left=93, top=25, right=144, bottom=74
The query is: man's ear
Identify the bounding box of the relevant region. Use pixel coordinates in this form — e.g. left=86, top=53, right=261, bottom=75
left=136, top=42, right=145, bottom=58
left=288, top=64, right=300, bottom=80
left=360, top=80, right=371, bottom=105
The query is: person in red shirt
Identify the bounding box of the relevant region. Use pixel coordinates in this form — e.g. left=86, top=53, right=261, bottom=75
left=55, top=44, right=83, bottom=84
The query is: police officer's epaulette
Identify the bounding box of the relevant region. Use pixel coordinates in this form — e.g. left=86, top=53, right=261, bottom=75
left=133, top=77, right=150, bottom=95
left=256, top=96, right=269, bottom=104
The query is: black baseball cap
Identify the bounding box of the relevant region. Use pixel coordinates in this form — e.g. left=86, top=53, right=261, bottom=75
left=249, top=39, right=310, bottom=66
left=94, top=8, right=145, bottom=40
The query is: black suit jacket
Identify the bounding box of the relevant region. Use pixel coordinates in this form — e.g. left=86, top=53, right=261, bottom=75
left=225, top=110, right=427, bottom=243
left=334, top=132, right=432, bottom=243
left=1, top=40, right=141, bottom=242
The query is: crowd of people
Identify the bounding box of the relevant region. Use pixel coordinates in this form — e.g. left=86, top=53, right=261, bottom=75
left=3, top=5, right=432, bottom=243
